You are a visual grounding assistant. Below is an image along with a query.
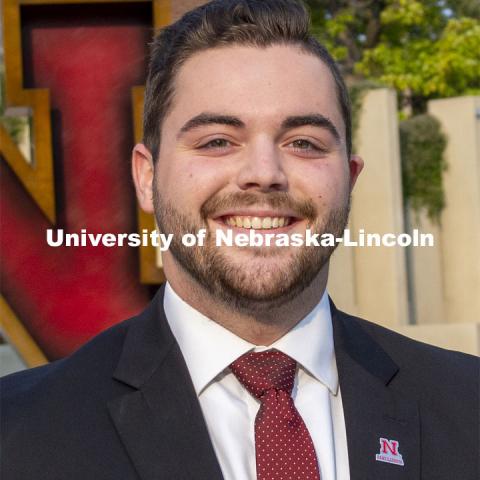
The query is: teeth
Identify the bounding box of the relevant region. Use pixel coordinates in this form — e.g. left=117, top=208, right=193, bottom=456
left=251, top=217, right=262, bottom=229
left=224, top=216, right=292, bottom=229
left=262, top=217, right=272, bottom=229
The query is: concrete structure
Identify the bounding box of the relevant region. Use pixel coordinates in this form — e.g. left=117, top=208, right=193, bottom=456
left=329, top=88, right=409, bottom=329
left=392, top=322, right=480, bottom=356
left=330, top=92, right=479, bottom=355
left=428, top=96, right=480, bottom=325
left=407, top=212, right=446, bottom=325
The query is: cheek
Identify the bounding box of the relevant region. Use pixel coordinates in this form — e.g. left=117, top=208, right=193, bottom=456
left=156, top=157, right=230, bottom=207
left=288, top=160, right=350, bottom=206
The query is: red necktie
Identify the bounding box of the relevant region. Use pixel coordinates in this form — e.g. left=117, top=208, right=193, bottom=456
left=230, top=350, right=321, bottom=480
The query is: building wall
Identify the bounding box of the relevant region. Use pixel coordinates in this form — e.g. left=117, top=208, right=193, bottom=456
left=329, top=91, right=480, bottom=355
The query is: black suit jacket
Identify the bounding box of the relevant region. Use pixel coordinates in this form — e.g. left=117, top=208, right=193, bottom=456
left=1, top=285, right=478, bottom=479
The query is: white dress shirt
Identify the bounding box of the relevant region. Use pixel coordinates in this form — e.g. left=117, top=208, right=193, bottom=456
left=163, top=282, right=350, bottom=480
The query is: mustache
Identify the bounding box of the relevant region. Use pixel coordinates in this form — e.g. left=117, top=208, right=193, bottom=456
left=200, top=192, right=318, bottom=222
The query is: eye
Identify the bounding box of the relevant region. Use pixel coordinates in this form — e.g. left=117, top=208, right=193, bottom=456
left=199, top=138, right=232, bottom=149
left=285, top=138, right=327, bottom=158
left=290, top=139, right=321, bottom=151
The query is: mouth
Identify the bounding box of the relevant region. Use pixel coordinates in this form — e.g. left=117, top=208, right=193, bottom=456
left=213, top=213, right=302, bottom=231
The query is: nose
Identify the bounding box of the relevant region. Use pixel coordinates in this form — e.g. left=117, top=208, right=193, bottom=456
left=236, top=139, right=288, bottom=192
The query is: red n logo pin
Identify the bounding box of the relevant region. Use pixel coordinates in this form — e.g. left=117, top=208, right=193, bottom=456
left=376, top=437, right=404, bottom=466
left=380, top=438, right=399, bottom=455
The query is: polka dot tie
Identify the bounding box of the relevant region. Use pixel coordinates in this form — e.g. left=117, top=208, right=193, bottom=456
left=230, top=350, right=321, bottom=480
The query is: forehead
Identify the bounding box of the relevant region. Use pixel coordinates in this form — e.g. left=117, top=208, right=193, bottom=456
left=167, top=44, right=344, bottom=134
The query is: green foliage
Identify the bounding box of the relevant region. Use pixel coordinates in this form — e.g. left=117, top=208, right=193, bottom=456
left=399, top=114, right=447, bottom=222
left=450, top=0, right=480, bottom=18
left=307, top=0, right=478, bottom=219
left=309, top=5, right=354, bottom=65
left=0, top=116, right=26, bottom=144
left=308, top=0, right=480, bottom=109
left=357, top=15, right=480, bottom=101
left=307, top=0, right=386, bottom=76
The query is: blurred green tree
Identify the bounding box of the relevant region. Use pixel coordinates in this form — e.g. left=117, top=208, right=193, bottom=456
left=307, top=0, right=480, bottom=114
left=307, top=0, right=479, bottom=221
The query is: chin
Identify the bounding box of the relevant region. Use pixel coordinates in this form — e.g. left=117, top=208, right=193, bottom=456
left=212, top=251, right=317, bottom=309
left=218, top=248, right=297, bottom=277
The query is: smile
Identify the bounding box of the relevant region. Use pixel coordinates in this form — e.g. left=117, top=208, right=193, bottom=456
left=221, top=215, right=294, bottom=230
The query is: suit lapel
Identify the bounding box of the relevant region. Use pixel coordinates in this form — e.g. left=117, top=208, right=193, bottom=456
left=107, top=286, right=224, bottom=480
left=332, top=303, right=420, bottom=480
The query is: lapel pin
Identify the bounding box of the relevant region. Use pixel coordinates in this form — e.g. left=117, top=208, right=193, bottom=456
left=375, top=437, right=405, bottom=466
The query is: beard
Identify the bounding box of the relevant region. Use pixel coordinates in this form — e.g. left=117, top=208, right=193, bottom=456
left=153, top=184, right=350, bottom=315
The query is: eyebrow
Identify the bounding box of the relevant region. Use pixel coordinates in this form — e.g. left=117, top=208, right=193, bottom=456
left=177, top=112, right=341, bottom=143
left=281, top=114, right=341, bottom=143
left=177, top=113, right=245, bottom=138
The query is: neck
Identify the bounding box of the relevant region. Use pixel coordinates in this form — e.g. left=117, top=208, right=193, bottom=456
left=163, top=256, right=329, bottom=346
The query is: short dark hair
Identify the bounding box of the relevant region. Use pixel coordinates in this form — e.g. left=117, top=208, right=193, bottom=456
left=143, top=0, right=351, bottom=161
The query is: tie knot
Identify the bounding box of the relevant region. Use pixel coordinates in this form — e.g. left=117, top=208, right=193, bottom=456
left=230, top=350, right=297, bottom=399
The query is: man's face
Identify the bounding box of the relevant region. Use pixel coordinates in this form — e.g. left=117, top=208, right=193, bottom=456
left=135, top=44, right=362, bottom=312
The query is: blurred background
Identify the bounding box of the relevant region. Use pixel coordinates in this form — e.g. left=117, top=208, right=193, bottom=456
left=1, top=0, right=479, bottom=375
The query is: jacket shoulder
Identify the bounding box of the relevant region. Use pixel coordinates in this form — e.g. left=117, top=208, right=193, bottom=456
left=334, top=308, right=479, bottom=478
left=352, top=313, right=477, bottom=372
left=0, top=316, right=146, bottom=480
left=335, top=308, right=479, bottom=398
left=2, top=316, right=128, bottom=392
left=0, top=315, right=137, bottom=434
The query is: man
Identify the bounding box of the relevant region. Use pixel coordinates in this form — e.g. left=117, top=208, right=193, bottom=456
left=1, top=1, right=478, bottom=479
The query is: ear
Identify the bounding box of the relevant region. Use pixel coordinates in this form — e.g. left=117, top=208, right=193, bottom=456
left=348, top=154, right=364, bottom=190
left=132, top=143, right=155, bottom=213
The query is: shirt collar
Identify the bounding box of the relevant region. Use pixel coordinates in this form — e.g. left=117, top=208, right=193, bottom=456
left=163, top=282, right=338, bottom=396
